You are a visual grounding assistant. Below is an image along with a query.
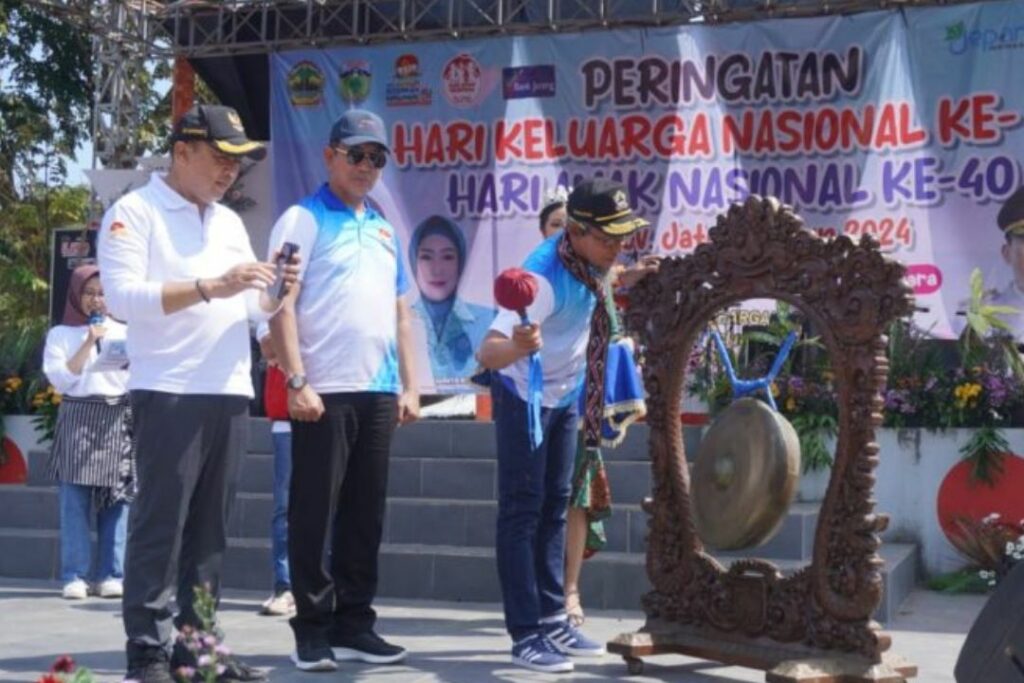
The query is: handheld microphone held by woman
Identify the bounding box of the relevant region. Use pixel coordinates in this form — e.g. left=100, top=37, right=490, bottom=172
left=88, top=311, right=105, bottom=353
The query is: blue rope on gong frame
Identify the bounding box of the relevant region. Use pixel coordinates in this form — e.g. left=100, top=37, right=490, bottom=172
left=710, top=329, right=797, bottom=412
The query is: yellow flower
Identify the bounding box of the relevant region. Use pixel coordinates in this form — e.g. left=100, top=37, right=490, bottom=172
left=785, top=396, right=797, bottom=412
left=3, top=377, right=21, bottom=393
left=770, top=382, right=780, bottom=397
left=953, top=382, right=982, bottom=409
left=51, top=393, right=62, bottom=405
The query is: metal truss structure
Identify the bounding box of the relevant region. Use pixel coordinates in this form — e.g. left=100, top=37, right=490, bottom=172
left=28, top=0, right=975, bottom=167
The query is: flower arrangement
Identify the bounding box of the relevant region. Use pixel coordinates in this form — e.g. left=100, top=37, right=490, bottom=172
left=36, top=655, right=95, bottom=683
left=0, top=316, right=53, bottom=446
left=929, top=512, right=1024, bottom=593
left=174, top=585, right=233, bottom=683
left=687, top=281, right=1024, bottom=478
left=35, top=586, right=228, bottom=683
left=30, top=384, right=62, bottom=443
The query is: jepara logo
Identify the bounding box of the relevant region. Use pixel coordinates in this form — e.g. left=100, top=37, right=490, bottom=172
left=945, top=18, right=1024, bottom=55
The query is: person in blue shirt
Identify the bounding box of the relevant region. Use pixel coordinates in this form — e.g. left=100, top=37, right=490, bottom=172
left=268, top=109, right=419, bottom=672
left=408, top=215, right=494, bottom=392
left=477, top=179, right=648, bottom=674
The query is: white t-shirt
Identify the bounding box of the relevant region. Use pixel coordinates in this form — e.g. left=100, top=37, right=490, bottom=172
left=266, top=184, right=410, bottom=394
left=97, top=173, right=270, bottom=397
left=42, top=321, right=130, bottom=397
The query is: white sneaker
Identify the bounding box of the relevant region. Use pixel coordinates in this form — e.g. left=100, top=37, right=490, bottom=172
left=259, top=589, right=295, bottom=616
left=62, top=579, right=89, bottom=600
left=97, top=578, right=123, bottom=598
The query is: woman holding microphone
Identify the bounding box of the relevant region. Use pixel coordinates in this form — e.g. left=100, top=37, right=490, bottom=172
left=43, top=264, right=134, bottom=600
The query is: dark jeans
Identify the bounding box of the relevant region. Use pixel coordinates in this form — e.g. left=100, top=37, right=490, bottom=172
left=288, top=392, right=397, bottom=645
left=491, top=379, right=578, bottom=642
left=271, top=429, right=292, bottom=592
left=122, top=391, right=248, bottom=659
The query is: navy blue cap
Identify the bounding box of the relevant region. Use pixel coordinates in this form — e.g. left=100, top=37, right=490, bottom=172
left=328, top=109, right=389, bottom=151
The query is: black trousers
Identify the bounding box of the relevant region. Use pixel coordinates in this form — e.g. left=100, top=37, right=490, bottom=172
left=288, top=392, right=397, bottom=645
left=122, top=391, right=248, bottom=656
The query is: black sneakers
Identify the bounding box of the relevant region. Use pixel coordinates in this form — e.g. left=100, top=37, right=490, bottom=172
left=290, top=641, right=338, bottom=672
left=330, top=631, right=406, bottom=664
left=126, top=646, right=175, bottom=683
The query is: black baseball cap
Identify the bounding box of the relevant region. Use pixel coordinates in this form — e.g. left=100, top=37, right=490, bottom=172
left=171, top=104, right=266, bottom=161
left=998, top=186, right=1024, bottom=237
left=329, top=109, right=389, bottom=151
left=567, top=178, right=649, bottom=237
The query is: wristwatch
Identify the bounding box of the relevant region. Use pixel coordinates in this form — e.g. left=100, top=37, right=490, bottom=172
left=287, top=373, right=307, bottom=391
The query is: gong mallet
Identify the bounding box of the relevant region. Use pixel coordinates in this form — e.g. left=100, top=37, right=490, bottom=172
left=711, top=329, right=797, bottom=411
left=494, top=268, right=544, bottom=450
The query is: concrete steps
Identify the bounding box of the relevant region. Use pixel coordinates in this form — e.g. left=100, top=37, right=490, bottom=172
left=0, top=418, right=918, bottom=622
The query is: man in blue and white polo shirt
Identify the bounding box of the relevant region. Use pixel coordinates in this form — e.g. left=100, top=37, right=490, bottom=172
left=477, top=179, right=648, bottom=674
left=268, top=109, right=419, bottom=672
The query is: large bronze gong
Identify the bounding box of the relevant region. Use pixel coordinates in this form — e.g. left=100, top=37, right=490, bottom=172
left=692, top=397, right=801, bottom=550
left=608, top=196, right=918, bottom=682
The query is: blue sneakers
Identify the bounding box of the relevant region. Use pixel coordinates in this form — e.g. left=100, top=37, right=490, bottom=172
left=511, top=633, right=574, bottom=673
left=543, top=619, right=607, bottom=657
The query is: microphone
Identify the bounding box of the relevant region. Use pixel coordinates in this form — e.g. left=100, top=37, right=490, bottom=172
left=88, top=311, right=104, bottom=353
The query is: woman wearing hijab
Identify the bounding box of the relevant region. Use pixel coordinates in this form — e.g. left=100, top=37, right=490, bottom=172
left=409, top=215, right=495, bottom=391
left=42, top=264, right=134, bottom=600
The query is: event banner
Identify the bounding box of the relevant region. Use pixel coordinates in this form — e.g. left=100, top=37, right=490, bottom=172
left=270, top=0, right=1024, bottom=394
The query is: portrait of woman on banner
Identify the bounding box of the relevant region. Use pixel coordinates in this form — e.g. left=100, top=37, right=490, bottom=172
left=408, top=215, right=494, bottom=393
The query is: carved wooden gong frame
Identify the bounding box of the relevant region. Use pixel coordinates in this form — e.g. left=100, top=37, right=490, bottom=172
left=610, top=196, right=916, bottom=680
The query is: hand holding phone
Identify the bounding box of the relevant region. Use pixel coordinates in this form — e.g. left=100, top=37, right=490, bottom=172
left=272, top=242, right=300, bottom=300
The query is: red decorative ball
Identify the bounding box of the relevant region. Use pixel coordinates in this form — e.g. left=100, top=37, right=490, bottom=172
left=494, top=268, right=538, bottom=316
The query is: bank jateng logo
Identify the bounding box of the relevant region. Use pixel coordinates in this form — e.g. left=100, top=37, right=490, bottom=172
left=287, top=60, right=324, bottom=107
left=502, top=65, right=555, bottom=100
left=945, top=18, right=1024, bottom=55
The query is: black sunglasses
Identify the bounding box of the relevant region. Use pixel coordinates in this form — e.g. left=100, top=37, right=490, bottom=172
left=335, top=146, right=387, bottom=169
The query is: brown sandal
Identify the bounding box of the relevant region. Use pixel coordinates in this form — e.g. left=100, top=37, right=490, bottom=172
left=565, top=589, right=585, bottom=627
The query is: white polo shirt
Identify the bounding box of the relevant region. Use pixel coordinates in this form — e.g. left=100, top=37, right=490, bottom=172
left=98, top=173, right=269, bottom=397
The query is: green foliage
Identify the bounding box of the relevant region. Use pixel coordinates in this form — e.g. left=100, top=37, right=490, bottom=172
left=0, top=1, right=91, bottom=202
left=926, top=567, right=990, bottom=594
left=790, top=413, right=836, bottom=472
left=959, top=425, right=1009, bottom=487
left=0, top=184, right=90, bottom=440
left=962, top=267, right=1024, bottom=380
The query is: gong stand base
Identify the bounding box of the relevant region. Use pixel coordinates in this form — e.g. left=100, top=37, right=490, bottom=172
left=608, top=624, right=917, bottom=682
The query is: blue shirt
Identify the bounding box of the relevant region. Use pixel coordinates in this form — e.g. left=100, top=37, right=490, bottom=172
left=490, top=233, right=597, bottom=407
left=268, top=183, right=410, bottom=394
left=412, top=296, right=494, bottom=392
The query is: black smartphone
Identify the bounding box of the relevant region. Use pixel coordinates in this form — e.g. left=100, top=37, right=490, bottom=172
left=272, top=242, right=299, bottom=300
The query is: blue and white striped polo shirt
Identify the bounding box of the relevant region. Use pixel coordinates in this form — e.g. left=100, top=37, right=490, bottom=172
left=490, top=233, right=597, bottom=407
left=268, top=183, right=410, bottom=394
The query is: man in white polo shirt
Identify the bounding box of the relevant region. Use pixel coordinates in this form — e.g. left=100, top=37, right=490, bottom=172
left=98, top=104, right=298, bottom=683
left=268, top=109, right=419, bottom=672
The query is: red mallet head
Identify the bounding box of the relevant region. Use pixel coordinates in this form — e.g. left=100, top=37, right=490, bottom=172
left=494, top=268, right=538, bottom=318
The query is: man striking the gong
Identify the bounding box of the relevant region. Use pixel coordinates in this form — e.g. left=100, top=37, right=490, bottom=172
left=477, top=178, right=653, bottom=674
